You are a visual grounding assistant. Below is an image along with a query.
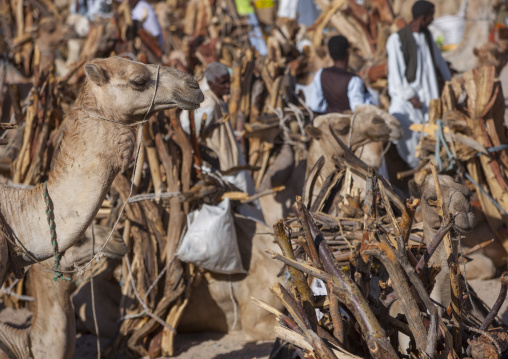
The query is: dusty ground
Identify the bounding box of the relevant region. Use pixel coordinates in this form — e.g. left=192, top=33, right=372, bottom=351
left=0, top=300, right=274, bottom=359
left=1, top=278, right=507, bottom=359
left=69, top=331, right=272, bottom=359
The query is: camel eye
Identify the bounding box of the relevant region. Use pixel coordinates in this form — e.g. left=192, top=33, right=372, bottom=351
left=129, top=77, right=148, bottom=88
left=426, top=196, right=438, bottom=206
left=333, top=124, right=349, bottom=135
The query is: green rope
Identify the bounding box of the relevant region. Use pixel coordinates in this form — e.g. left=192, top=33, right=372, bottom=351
left=43, top=181, right=71, bottom=281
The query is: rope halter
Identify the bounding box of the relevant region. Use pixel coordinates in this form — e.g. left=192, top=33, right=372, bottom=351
left=75, top=64, right=161, bottom=127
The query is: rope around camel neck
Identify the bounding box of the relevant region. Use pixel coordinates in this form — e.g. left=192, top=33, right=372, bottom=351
left=43, top=181, right=70, bottom=281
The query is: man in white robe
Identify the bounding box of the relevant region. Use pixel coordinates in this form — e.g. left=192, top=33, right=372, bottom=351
left=386, top=0, right=451, bottom=168
left=180, top=63, right=264, bottom=222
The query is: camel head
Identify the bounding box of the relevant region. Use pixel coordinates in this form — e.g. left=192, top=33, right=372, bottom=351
left=82, top=57, right=204, bottom=123
left=353, top=104, right=403, bottom=142
left=60, top=225, right=128, bottom=269
left=311, top=110, right=395, bottom=146
left=419, top=174, right=475, bottom=235
left=35, top=17, right=68, bottom=54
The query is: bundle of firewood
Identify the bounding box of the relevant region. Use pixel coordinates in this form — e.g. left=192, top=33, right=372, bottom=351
left=255, top=168, right=508, bottom=358
left=0, top=1, right=313, bottom=357
left=0, top=0, right=505, bottom=357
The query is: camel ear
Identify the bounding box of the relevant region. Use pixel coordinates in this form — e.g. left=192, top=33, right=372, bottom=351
left=305, top=125, right=322, bottom=139
left=84, top=63, right=109, bottom=85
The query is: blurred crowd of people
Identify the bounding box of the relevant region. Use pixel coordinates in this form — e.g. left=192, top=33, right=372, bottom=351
left=58, top=0, right=497, bottom=173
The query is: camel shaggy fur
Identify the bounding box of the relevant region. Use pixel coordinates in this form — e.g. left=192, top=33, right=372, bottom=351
left=0, top=224, right=127, bottom=359
left=0, top=57, right=203, bottom=286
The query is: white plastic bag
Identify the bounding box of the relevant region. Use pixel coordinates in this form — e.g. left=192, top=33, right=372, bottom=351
left=176, top=198, right=246, bottom=274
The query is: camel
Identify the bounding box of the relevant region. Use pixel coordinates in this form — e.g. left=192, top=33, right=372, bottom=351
left=0, top=57, right=203, bottom=286
left=178, top=214, right=285, bottom=341
left=69, top=172, right=286, bottom=342
left=0, top=17, right=67, bottom=129
left=0, top=224, right=127, bottom=359
left=258, top=105, right=402, bottom=226
left=257, top=144, right=306, bottom=227
left=387, top=174, right=475, bottom=353
left=306, top=105, right=402, bottom=189
left=72, top=258, right=122, bottom=339
left=473, top=41, right=508, bottom=77
left=35, top=17, right=68, bottom=73
left=416, top=174, right=476, bottom=310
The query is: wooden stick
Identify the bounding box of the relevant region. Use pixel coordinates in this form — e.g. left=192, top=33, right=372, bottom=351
left=401, top=198, right=419, bottom=243
left=462, top=239, right=495, bottom=256
left=143, top=123, right=166, bottom=197
left=363, top=248, right=428, bottom=354
left=292, top=196, right=323, bottom=270
left=273, top=221, right=316, bottom=326
left=327, top=281, right=346, bottom=347
left=290, top=200, right=398, bottom=358
left=414, top=214, right=454, bottom=274
left=188, top=110, right=202, bottom=174
left=266, top=248, right=398, bottom=358
left=479, top=272, right=508, bottom=331
left=167, top=109, right=192, bottom=214
left=430, top=163, right=462, bottom=353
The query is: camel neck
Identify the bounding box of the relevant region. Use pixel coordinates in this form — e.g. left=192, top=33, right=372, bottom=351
left=0, top=110, right=136, bottom=265
left=46, top=111, right=137, bottom=248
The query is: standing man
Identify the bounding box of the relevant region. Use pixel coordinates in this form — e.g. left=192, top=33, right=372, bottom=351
left=130, top=0, right=164, bottom=50
left=386, top=0, right=451, bottom=168
left=307, top=35, right=374, bottom=114
left=181, top=63, right=263, bottom=221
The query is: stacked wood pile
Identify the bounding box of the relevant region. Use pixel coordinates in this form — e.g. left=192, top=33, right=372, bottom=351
left=0, top=0, right=311, bottom=357
left=255, top=167, right=508, bottom=358
left=0, top=0, right=506, bottom=358
left=410, top=65, right=508, bottom=256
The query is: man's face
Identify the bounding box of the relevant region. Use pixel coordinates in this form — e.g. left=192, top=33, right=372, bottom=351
left=422, top=9, right=435, bottom=29
left=209, top=73, right=231, bottom=98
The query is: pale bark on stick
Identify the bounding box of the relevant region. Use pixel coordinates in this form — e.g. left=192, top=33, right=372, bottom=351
left=143, top=124, right=166, bottom=198
left=273, top=220, right=316, bottom=326
left=430, top=164, right=462, bottom=353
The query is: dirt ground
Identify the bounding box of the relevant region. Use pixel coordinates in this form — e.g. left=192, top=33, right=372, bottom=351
left=69, top=331, right=273, bottom=359
left=0, top=303, right=274, bottom=359
left=1, top=278, right=507, bottom=359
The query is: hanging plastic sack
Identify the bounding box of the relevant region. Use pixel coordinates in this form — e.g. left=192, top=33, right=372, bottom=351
left=176, top=198, right=246, bottom=274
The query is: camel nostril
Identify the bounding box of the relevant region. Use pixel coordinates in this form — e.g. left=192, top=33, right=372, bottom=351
left=187, top=79, right=200, bottom=89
